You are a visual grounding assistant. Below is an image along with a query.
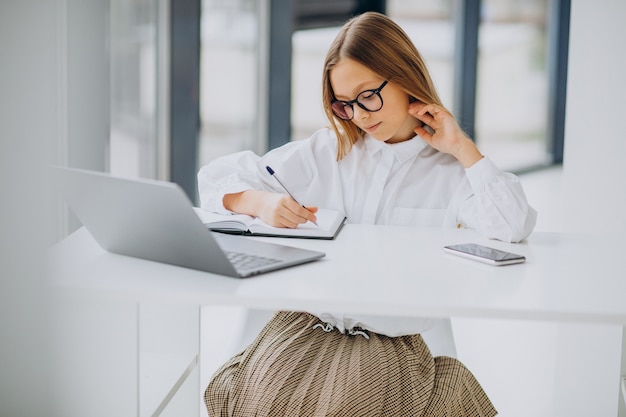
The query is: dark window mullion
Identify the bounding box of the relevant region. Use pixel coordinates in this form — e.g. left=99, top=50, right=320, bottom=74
left=170, top=0, right=201, bottom=202
left=453, top=0, right=480, bottom=142
left=547, top=0, right=570, bottom=164
left=268, top=0, right=294, bottom=150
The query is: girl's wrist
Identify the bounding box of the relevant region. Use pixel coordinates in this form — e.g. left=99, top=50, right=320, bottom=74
left=453, top=137, right=483, bottom=168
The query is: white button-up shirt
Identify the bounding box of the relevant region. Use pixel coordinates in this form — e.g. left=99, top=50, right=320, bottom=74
left=198, top=128, right=537, bottom=337
left=199, top=128, right=536, bottom=241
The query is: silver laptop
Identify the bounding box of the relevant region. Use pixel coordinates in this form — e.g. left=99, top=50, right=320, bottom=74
left=52, top=166, right=325, bottom=278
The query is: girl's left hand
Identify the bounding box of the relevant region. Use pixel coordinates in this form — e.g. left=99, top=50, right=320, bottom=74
left=408, top=102, right=483, bottom=168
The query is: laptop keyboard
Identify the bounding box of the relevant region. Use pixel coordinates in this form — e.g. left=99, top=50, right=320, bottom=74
left=225, top=251, right=282, bottom=270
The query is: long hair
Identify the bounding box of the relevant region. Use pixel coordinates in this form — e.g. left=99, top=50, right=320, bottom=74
left=322, top=12, right=444, bottom=160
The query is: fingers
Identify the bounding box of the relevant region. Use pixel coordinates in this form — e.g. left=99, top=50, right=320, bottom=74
left=409, top=101, right=441, bottom=115
left=409, top=102, right=463, bottom=140
left=408, top=102, right=433, bottom=118
left=410, top=103, right=436, bottom=142
left=257, top=192, right=311, bottom=228
left=408, top=102, right=448, bottom=126
left=413, top=125, right=433, bottom=143
left=276, top=196, right=318, bottom=228
left=290, top=204, right=318, bottom=227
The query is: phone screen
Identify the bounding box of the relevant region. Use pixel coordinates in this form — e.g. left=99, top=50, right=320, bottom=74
left=443, top=243, right=525, bottom=265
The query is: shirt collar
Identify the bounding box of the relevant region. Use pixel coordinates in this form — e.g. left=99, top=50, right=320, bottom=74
left=363, top=134, right=430, bottom=163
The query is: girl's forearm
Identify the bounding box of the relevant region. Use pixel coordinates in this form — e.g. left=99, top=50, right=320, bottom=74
left=223, top=190, right=266, bottom=217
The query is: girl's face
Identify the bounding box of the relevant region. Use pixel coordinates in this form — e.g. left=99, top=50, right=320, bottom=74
left=329, top=58, right=419, bottom=143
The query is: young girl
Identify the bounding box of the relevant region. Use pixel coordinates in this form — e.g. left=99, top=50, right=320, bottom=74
left=199, top=11, right=536, bottom=417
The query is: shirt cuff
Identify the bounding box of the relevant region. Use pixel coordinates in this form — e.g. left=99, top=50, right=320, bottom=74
left=464, top=156, right=502, bottom=192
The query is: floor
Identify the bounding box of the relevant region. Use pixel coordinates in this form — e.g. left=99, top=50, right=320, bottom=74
left=200, top=167, right=568, bottom=417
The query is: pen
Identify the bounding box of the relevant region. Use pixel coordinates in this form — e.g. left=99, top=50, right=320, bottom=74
left=265, top=165, right=318, bottom=226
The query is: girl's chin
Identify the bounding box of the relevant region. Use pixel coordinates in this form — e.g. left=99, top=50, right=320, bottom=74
left=365, top=127, right=412, bottom=143
left=366, top=129, right=389, bottom=141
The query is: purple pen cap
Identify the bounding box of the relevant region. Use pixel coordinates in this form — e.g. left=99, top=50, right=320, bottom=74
left=265, top=166, right=275, bottom=175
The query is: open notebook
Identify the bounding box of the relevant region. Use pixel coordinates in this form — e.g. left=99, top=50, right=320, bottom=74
left=193, top=207, right=346, bottom=240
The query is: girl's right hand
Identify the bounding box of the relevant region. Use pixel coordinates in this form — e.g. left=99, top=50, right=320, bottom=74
left=408, top=102, right=483, bottom=168
left=223, top=190, right=318, bottom=228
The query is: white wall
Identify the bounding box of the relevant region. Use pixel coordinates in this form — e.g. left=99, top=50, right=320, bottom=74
left=1, top=2, right=62, bottom=416
left=561, top=0, right=626, bottom=234
left=557, top=2, right=626, bottom=415
left=0, top=1, right=110, bottom=416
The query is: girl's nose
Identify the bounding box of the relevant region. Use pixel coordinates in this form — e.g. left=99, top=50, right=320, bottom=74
left=352, top=105, right=369, bottom=121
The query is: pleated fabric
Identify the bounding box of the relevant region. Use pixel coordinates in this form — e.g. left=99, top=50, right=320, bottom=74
left=204, top=311, right=497, bottom=417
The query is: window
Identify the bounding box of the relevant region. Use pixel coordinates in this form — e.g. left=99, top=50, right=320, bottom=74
left=195, top=0, right=568, bottom=193
left=109, top=0, right=165, bottom=179
left=475, top=0, right=553, bottom=171
left=199, top=0, right=261, bottom=165
left=291, top=1, right=456, bottom=141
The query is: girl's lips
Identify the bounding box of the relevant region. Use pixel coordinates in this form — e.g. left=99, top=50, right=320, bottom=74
left=364, top=122, right=381, bottom=132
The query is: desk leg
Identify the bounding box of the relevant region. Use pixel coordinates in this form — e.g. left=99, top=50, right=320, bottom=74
left=138, top=302, right=200, bottom=417
left=553, top=323, right=624, bottom=417
left=50, top=292, right=202, bottom=417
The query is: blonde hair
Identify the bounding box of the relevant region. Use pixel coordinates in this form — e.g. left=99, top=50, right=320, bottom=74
left=322, top=12, right=444, bottom=160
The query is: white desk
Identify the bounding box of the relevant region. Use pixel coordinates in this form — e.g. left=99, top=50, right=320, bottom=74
left=49, top=225, right=626, bottom=322
left=47, top=225, right=626, bottom=416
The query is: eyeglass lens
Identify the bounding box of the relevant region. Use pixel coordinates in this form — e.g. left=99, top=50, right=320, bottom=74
left=331, top=83, right=386, bottom=120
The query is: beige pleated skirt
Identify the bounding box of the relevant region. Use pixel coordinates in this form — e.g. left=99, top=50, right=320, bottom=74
left=205, top=311, right=497, bottom=417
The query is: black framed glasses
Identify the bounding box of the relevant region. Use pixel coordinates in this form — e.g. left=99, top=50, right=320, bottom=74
left=331, top=80, right=388, bottom=120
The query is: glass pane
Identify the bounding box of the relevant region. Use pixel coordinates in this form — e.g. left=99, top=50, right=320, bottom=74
left=387, top=0, right=455, bottom=108
left=475, top=0, right=552, bottom=171
left=198, top=0, right=259, bottom=167
left=291, top=26, right=341, bottom=141
left=109, top=0, right=160, bottom=178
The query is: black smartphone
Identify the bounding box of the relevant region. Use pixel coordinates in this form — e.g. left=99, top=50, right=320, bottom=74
left=443, top=243, right=526, bottom=266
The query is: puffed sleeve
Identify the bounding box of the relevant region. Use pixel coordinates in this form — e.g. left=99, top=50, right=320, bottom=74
left=198, top=150, right=267, bottom=214
left=197, top=128, right=338, bottom=214
left=455, top=157, right=537, bottom=243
